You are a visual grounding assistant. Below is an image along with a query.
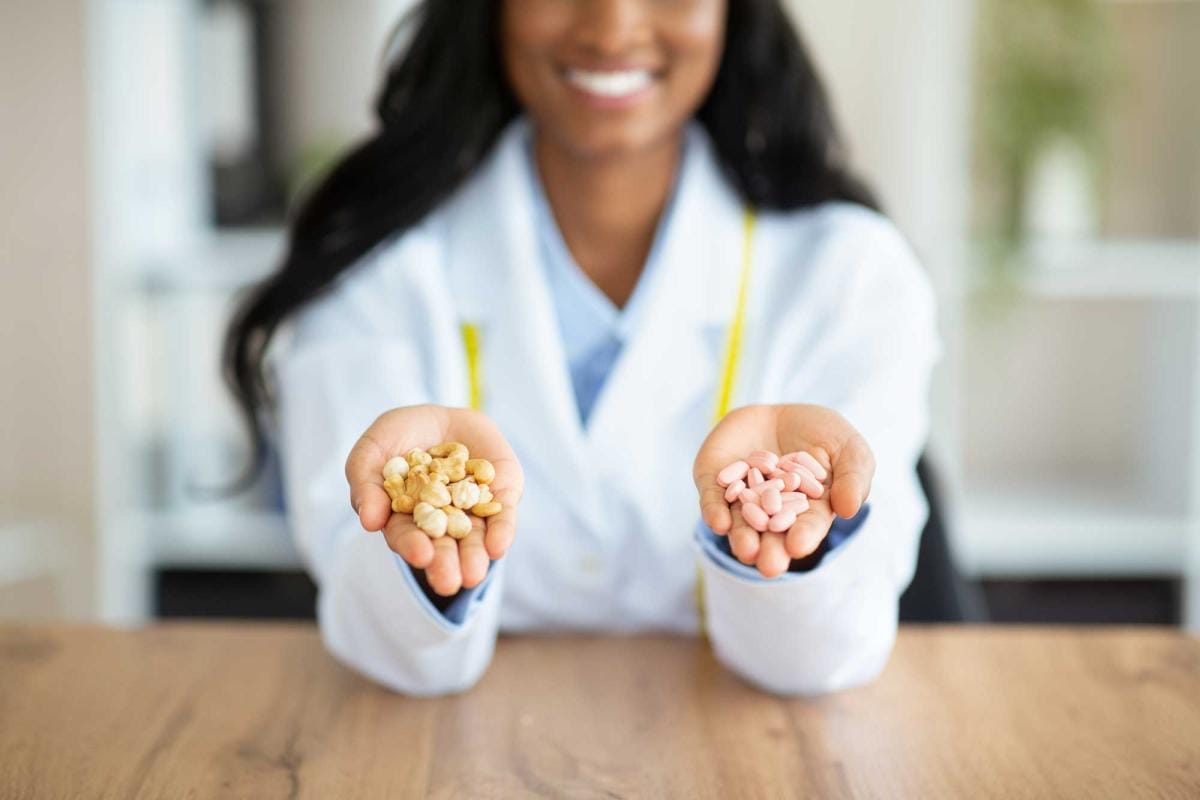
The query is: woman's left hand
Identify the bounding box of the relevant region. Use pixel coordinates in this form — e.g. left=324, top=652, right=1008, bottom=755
left=693, top=404, right=875, bottom=578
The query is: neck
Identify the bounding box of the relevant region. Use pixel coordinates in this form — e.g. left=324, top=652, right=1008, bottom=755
left=534, top=131, right=682, bottom=308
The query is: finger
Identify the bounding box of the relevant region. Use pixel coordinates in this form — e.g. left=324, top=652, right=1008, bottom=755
left=346, top=434, right=393, bottom=531
left=425, top=536, right=463, bottom=596
left=458, top=523, right=490, bottom=589
left=693, top=412, right=767, bottom=532
left=483, top=483, right=520, bottom=560
left=830, top=433, right=875, bottom=519
left=476, top=450, right=522, bottom=559
left=383, top=514, right=435, bottom=569
left=699, top=481, right=732, bottom=535
left=757, top=532, right=791, bottom=578
left=727, top=504, right=760, bottom=565
left=786, top=501, right=835, bottom=559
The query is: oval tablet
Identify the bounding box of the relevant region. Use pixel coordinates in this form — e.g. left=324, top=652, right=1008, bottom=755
left=791, top=451, right=829, bottom=482
left=783, top=495, right=810, bottom=514
left=761, top=488, right=782, bottom=515
left=792, top=466, right=824, bottom=498
left=768, top=509, right=798, bottom=532
left=741, top=502, right=770, bottom=532
left=724, top=479, right=746, bottom=503
left=754, top=478, right=784, bottom=494
left=747, top=451, right=779, bottom=473
left=717, top=460, right=750, bottom=487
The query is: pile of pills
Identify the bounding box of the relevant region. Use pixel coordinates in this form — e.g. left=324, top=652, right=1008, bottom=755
left=715, top=450, right=828, bottom=533
left=381, top=442, right=501, bottom=540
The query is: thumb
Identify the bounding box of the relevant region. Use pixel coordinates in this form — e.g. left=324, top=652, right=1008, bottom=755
left=828, top=433, right=875, bottom=519
left=346, top=434, right=393, bottom=532
left=693, top=451, right=734, bottom=535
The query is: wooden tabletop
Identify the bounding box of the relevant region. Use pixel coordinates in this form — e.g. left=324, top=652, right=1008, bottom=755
left=1, top=624, right=1198, bottom=799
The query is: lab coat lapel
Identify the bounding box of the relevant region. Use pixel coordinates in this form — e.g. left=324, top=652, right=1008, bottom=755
left=443, top=124, right=605, bottom=532
left=585, top=127, right=748, bottom=450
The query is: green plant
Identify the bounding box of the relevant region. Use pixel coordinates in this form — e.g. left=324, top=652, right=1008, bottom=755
left=975, top=0, right=1115, bottom=246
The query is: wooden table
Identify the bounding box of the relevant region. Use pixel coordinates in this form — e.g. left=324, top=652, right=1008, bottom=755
left=2, top=624, right=1198, bottom=798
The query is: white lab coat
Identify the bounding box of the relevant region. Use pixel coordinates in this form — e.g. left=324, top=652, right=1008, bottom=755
left=275, top=120, right=940, bottom=696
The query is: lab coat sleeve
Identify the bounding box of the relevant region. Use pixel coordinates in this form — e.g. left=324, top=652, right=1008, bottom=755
left=274, top=270, right=503, bottom=696
left=697, top=211, right=940, bottom=696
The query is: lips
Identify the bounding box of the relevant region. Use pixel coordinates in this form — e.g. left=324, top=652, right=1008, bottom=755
left=563, top=67, right=656, bottom=99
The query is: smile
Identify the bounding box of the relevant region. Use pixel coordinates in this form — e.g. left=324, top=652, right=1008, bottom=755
left=563, top=68, right=656, bottom=100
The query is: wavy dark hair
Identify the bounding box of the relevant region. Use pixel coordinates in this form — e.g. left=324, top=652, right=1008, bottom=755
left=224, top=0, right=878, bottom=481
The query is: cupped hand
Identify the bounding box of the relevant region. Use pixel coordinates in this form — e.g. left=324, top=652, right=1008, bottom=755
left=346, top=404, right=524, bottom=596
left=693, top=404, right=875, bottom=579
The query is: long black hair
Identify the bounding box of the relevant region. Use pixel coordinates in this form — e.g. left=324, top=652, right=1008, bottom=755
left=224, top=0, right=878, bottom=481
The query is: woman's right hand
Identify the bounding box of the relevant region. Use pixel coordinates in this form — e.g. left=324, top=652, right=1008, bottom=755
left=345, top=404, right=524, bottom=597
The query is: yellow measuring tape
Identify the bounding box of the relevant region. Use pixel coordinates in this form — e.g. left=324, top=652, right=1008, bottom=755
left=460, top=321, right=483, bottom=411
left=460, top=208, right=757, bottom=631
left=715, top=208, right=757, bottom=422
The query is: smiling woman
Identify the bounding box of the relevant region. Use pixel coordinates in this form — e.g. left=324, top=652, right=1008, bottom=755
left=225, top=1, right=876, bottom=450
left=223, top=0, right=937, bottom=697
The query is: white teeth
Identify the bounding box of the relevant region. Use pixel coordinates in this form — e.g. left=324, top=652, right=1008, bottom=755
left=565, top=68, right=653, bottom=98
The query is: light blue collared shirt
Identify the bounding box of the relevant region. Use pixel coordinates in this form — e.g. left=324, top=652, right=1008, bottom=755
left=524, top=135, right=680, bottom=425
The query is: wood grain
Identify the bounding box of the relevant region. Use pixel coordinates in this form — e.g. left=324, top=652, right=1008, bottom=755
left=1, top=624, right=1197, bottom=798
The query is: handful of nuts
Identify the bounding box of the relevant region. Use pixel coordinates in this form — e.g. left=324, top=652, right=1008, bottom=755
left=381, top=442, right=501, bottom=540
left=715, top=450, right=828, bottom=533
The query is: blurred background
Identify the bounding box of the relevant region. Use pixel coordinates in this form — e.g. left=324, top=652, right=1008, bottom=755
left=1, top=0, right=1197, bottom=627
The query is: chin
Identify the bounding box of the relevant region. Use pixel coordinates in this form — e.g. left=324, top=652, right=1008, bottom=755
left=556, top=117, right=679, bottom=162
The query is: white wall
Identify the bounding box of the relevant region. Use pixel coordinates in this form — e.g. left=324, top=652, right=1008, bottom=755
left=0, top=0, right=94, bottom=617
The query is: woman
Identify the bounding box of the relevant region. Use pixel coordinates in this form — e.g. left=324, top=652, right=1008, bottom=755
left=225, top=0, right=939, bottom=695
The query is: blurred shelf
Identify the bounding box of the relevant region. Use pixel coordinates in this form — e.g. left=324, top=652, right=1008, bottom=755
left=138, top=226, right=287, bottom=293
left=139, top=507, right=301, bottom=570
left=958, top=476, right=1191, bottom=577
left=971, top=238, right=1200, bottom=299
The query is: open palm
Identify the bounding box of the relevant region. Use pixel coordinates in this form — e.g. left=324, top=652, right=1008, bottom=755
left=346, top=404, right=524, bottom=596
left=693, top=404, right=875, bottom=578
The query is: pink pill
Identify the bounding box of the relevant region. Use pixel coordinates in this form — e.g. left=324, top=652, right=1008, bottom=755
left=760, top=488, right=782, bottom=515
left=747, top=451, right=779, bottom=473
left=792, top=467, right=824, bottom=499
left=768, top=508, right=798, bottom=532
left=747, top=467, right=764, bottom=487
left=780, top=471, right=802, bottom=492
left=791, top=451, right=829, bottom=482
left=783, top=495, right=810, bottom=514
left=741, top=502, right=770, bottom=532
left=717, top=460, right=750, bottom=487
left=754, top=478, right=784, bottom=494
left=739, top=488, right=760, bottom=506
left=724, top=479, right=746, bottom=503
